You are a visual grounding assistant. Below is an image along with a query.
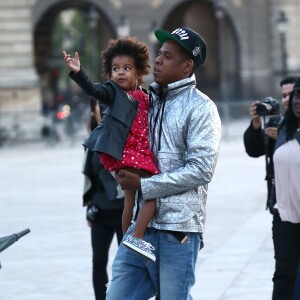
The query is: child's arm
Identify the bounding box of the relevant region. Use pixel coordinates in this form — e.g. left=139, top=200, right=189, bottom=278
left=63, top=51, right=80, bottom=74
left=63, top=51, right=113, bottom=104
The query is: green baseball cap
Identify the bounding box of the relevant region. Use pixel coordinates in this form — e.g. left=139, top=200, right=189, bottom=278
left=154, top=27, right=207, bottom=67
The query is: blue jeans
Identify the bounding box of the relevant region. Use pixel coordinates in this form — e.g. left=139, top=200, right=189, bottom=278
left=106, top=225, right=202, bottom=300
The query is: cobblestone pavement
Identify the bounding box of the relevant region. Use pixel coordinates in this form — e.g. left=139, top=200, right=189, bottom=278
left=0, top=119, right=274, bottom=300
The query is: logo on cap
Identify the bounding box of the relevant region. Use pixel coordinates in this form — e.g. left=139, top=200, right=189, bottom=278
left=192, top=47, right=200, bottom=57
left=172, top=28, right=189, bottom=40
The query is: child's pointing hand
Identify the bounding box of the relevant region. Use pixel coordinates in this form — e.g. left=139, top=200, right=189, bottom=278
left=63, top=51, right=80, bottom=74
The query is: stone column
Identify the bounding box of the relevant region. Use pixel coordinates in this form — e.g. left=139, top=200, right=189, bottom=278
left=0, top=1, right=43, bottom=141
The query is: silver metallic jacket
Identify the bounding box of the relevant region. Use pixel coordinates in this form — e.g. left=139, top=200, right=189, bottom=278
left=140, top=75, right=221, bottom=233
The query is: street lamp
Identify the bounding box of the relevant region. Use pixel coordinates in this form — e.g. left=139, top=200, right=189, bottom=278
left=148, top=21, right=157, bottom=46
left=214, top=1, right=226, bottom=98
left=117, top=15, right=130, bottom=37
left=88, top=8, right=99, bottom=79
left=148, top=21, right=157, bottom=59
left=214, top=0, right=230, bottom=139
left=89, top=7, right=99, bottom=30
left=276, top=10, right=288, bottom=78
left=63, top=30, right=73, bottom=52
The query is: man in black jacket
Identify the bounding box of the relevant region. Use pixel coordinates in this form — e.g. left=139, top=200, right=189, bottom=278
left=243, top=76, right=296, bottom=212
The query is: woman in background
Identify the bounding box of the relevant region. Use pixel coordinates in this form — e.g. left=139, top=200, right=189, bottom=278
left=82, top=98, right=124, bottom=299
left=272, top=79, right=300, bottom=300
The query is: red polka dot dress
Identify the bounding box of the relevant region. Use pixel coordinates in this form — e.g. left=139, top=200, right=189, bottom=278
left=100, top=88, right=159, bottom=175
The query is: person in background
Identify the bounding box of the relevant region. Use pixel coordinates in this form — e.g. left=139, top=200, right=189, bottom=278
left=272, top=79, right=300, bottom=299
left=243, top=76, right=300, bottom=299
left=82, top=98, right=124, bottom=300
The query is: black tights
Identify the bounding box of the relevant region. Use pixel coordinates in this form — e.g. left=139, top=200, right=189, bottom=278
left=272, top=213, right=300, bottom=300
left=91, top=209, right=123, bottom=300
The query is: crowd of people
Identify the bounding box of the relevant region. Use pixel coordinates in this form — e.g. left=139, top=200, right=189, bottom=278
left=63, top=24, right=299, bottom=300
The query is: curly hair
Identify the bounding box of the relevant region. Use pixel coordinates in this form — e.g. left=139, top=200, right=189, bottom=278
left=283, top=90, right=298, bottom=141
left=102, top=37, right=150, bottom=85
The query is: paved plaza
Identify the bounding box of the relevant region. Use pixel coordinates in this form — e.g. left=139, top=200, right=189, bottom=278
left=0, top=118, right=274, bottom=300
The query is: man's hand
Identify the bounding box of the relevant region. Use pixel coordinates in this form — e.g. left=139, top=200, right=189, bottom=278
left=265, top=127, right=278, bottom=140
left=250, top=101, right=261, bottom=129
left=115, top=169, right=141, bottom=191
left=63, top=51, right=80, bottom=74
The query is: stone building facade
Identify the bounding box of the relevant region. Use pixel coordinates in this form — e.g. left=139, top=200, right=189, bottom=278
left=0, top=0, right=299, bottom=138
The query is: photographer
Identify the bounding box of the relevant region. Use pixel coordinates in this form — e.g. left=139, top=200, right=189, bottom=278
left=243, top=76, right=300, bottom=299
left=244, top=76, right=296, bottom=212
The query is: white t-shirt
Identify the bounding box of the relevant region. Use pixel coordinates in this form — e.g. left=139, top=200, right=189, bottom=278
left=274, top=132, right=300, bottom=223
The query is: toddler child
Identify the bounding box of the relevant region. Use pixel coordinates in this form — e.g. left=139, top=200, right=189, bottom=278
left=63, top=37, right=159, bottom=262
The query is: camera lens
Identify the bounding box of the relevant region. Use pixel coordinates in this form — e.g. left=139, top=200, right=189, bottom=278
left=256, top=103, right=271, bottom=116
left=256, top=97, right=279, bottom=116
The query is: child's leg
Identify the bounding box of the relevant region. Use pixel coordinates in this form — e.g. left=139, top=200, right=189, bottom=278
left=123, top=198, right=157, bottom=261
left=132, top=199, right=156, bottom=239
left=121, top=168, right=157, bottom=261
left=122, top=190, right=136, bottom=234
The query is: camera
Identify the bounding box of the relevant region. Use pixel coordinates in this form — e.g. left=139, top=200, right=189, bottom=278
left=86, top=205, right=99, bottom=221
left=256, top=97, right=280, bottom=116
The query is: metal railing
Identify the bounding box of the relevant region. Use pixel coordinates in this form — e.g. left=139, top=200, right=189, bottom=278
left=0, top=100, right=255, bottom=147
left=0, top=109, right=89, bottom=147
